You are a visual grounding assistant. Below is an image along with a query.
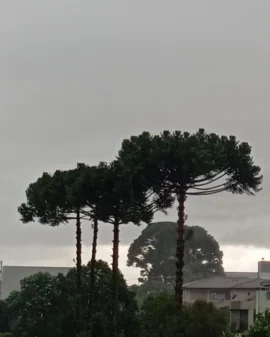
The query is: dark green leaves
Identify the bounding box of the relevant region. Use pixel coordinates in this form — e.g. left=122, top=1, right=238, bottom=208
left=119, top=129, right=262, bottom=197
left=139, top=294, right=229, bottom=337
left=127, top=221, right=224, bottom=284
left=4, top=261, right=138, bottom=337
left=18, top=171, right=70, bottom=226
left=18, top=160, right=154, bottom=228
left=93, top=160, right=153, bottom=226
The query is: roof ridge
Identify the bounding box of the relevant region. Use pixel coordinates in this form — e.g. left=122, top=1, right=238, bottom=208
left=233, top=277, right=270, bottom=288
left=183, top=276, right=223, bottom=288
left=229, top=277, right=257, bottom=289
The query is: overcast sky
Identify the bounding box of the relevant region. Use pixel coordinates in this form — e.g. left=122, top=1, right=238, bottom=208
left=0, top=0, right=270, bottom=283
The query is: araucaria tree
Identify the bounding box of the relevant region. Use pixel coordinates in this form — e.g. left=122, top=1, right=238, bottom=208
left=74, top=163, right=110, bottom=333
left=17, top=167, right=90, bottom=336
left=118, top=129, right=263, bottom=306
left=98, top=161, right=153, bottom=337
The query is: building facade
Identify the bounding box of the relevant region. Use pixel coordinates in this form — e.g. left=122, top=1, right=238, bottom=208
left=183, top=261, right=270, bottom=332
left=0, top=262, right=71, bottom=299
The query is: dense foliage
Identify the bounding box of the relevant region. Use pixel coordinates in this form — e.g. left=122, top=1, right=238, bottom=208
left=4, top=261, right=138, bottom=337
left=1, top=271, right=232, bottom=337
left=139, top=293, right=230, bottom=337
left=0, top=301, right=10, bottom=334
left=119, top=129, right=262, bottom=304
left=246, top=309, right=270, bottom=337
left=128, top=221, right=224, bottom=284
left=15, top=128, right=262, bottom=335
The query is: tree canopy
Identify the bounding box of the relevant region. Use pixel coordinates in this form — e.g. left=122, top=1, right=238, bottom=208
left=17, top=167, right=94, bottom=335
left=89, top=160, right=153, bottom=337
left=5, top=261, right=138, bottom=337
left=139, top=293, right=230, bottom=337
left=119, top=129, right=262, bottom=197
left=15, top=127, right=263, bottom=334
left=119, top=129, right=262, bottom=304
left=127, top=221, right=224, bottom=285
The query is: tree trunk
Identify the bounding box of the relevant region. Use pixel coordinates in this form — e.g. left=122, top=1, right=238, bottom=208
left=76, top=209, right=82, bottom=336
left=112, top=220, right=120, bottom=337
left=175, top=191, right=186, bottom=307
left=88, top=216, right=98, bottom=335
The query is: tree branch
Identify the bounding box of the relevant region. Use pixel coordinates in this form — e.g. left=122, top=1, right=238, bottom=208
left=187, top=187, right=229, bottom=195
left=191, top=172, right=227, bottom=187
left=192, top=170, right=226, bottom=184
left=190, top=182, right=230, bottom=191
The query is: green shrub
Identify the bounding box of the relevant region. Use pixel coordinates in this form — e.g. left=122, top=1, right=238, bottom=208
left=139, top=292, right=230, bottom=337
left=221, top=332, right=235, bottom=337
left=247, top=309, right=270, bottom=337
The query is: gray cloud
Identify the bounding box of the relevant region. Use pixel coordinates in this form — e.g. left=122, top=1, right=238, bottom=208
left=0, top=0, right=270, bottom=260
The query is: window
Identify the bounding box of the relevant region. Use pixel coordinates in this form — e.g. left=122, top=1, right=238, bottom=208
left=209, top=290, right=230, bottom=301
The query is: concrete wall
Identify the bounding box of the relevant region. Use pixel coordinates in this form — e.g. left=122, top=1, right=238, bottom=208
left=184, top=288, right=259, bottom=327
left=0, top=266, right=71, bottom=299
left=255, top=289, right=270, bottom=313
left=184, top=289, right=254, bottom=305
left=184, top=289, right=208, bottom=302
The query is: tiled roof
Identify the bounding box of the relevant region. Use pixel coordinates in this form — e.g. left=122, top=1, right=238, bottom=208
left=183, top=276, right=249, bottom=289
left=234, top=278, right=270, bottom=289
left=183, top=276, right=270, bottom=289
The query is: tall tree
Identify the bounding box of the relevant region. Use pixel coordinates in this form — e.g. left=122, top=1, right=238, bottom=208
left=127, top=221, right=224, bottom=285
left=97, top=161, right=153, bottom=337
left=17, top=167, right=90, bottom=335
left=118, top=129, right=262, bottom=305
left=66, top=261, right=139, bottom=337
left=74, top=163, right=109, bottom=334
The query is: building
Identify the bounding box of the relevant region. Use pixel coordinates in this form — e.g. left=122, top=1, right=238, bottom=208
left=183, top=260, right=270, bottom=332
left=0, top=261, right=71, bottom=299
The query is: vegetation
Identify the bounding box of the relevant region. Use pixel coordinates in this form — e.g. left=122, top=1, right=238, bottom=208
left=18, top=168, right=87, bottom=334
left=118, top=129, right=262, bottom=305
left=11, top=128, right=262, bottom=336
left=128, top=221, right=224, bottom=284
left=127, top=221, right=225, bottom=305
left=139, top=293, right=230, bottom=337
left=247, top=309, right=270, bottom=337
left=1, top=268, right=231, bottom=337
left=88, top=161, right=153, bottom=337
left=0, top=301, right=10, bottom=334
left=17, top=164, right=110, bottom=335
left=3, top=261, right=138, bottom=337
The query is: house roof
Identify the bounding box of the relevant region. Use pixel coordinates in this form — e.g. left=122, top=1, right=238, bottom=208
left=183, top=276, right=270, bottom=290
left=183, top=276, right=249, bottom=289
left=233, top=278, right=270, bottom=289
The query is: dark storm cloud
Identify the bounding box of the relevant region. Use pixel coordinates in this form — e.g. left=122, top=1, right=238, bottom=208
left=0, top=0, right=270, bottom=256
